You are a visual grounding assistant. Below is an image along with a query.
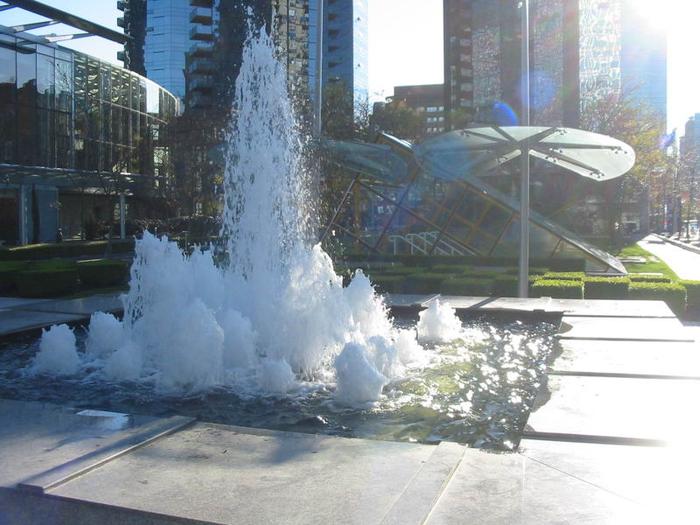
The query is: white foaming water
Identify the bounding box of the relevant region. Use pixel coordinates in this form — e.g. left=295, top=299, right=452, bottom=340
left=33, top=324, right=80, bottom=376
left=416, top=300, right=464, bottom=344
left=35, top=27, right=465, bottom=405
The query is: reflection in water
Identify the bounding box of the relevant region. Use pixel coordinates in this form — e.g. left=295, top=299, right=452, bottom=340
left=0, top=319, right=557, bottom=450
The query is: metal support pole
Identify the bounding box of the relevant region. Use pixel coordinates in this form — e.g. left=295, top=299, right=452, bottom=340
left=314, top=0, right=324, bottom=137
left=518, top=0, right=531, bottom=298
left=119, top=193, right=126, bottom=240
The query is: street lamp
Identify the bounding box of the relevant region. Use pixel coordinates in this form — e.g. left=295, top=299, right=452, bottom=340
left=518, top=0, right=531, bottom=298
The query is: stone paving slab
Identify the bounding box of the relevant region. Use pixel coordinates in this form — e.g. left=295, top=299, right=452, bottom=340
left=518, top=439, right=699, bottom=522
left=50, top=423, right=464, bottom=525
left=0, top=309, right=86, bottom=336
left=384, top=294, right=438, bottom=308
left=15, top=294, right=123, bottom=317
left=546, top=298, right=675, bottom=318
left=0, top=298, right=50, bottom=310
left=525, top=375, right=700, bottom=444
left=425, top=447, right=648, bottom=525
left=558, top=316, right=693, bottom=342
left=0, top=399, right=193, bottom=490
left=552, top=339, right=700, bottom=378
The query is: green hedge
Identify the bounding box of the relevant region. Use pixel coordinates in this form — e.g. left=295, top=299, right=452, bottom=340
left=440, top=277, right=493, bottom=296
left=532, top=279, right=584, bottom=299
left=0, top=240, right=134, bottom=261
left=504, top=266, right=549, bottom=276
left=15, top=268, right=79, bottom=297
left=403, top=273, right=447, bottom=294
left=493, top=275, right=518, bottom=297
left=77, top=259, right=129, bottom=288
left=369, top=274, right=405, bottom=294
left=583, top=277, right=630, bottom=300
left=681, top=280, right=700, bottom=309
left=541, top=272, right=586, bottom=281
left=628, top=282, right=687, bottom=314
left=379, top=265, right=421, bottom=276
left=0, top=261, right=25, bottom=293
left=431, top=264, right=470, bottom=274
left=629, top=275, right=672, bottom=283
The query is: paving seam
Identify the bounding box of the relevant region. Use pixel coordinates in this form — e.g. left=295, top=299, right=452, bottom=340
left=521, top=431, right=669, bottom=447
left=556, top=335, right=695, bottom=343
left=547, top=370, right=700, bottom=380
left=379, top=442, right=465, bottom=525
left=18, top=416, right=196, bottom=494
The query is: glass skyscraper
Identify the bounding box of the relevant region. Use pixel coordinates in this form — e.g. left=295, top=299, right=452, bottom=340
left=443, top=0, right=667, bottom=129
left=322, top=0, right=369, bottom=112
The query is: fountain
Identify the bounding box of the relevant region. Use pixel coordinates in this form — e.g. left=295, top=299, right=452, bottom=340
left=0, top=25, right=556, bottom=448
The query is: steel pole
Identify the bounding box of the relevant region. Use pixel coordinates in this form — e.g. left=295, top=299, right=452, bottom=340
left=314, top=0, right=324, bottom=137
left=518, top=0, right=531, bottom=298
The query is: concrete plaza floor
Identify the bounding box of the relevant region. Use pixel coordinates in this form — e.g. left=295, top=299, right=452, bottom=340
left=0, top=293, right=698, bottom=524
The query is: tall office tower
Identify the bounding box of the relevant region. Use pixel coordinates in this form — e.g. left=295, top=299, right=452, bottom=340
left=118, top=0, right=195, bottom=103
left=443, top=0, right=667, bottom=129
left=121, top=1, right=316, bottom=111
left=323, top=0, right=369, bottom=114
left=620, top=0, right=668, bottom=127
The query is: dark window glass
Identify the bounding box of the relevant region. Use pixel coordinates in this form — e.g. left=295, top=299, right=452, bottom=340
left=55, top=111, right=71, bottom=168
left=16, top=50, right=36, bottom=107
left=102, top=102, right=112, bottom=143
left=0, top=103, right=16, bottom=162
left=86, top=139, right=98, bottom=170
left=16, top=104, right=36, bottom=165
left=37, top=108, right=55, bottom=167
left=111, top=105, right=120, bottom=144
left=0, top=44, right=16, bottom=105
left=37, top=53, right=55, bottom=109
left=122, top=107, right=130, bottom=146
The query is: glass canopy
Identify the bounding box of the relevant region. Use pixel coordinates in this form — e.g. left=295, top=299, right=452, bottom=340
left=322, top=129, right=631, bottom=274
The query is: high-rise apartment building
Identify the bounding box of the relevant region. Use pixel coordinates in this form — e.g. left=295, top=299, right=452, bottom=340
left=443, top=0, right=667, bottom=129
left=322, top=0, right=368, bottom=112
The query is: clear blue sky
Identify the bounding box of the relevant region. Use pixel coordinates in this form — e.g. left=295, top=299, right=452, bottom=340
left=0, top=0, right=695, bottom=133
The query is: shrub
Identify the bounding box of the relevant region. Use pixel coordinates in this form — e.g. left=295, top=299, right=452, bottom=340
left=629, top=274, right=672, bottom=283
left=0, top=240, right=134, bottom=261
left=531, top=279, right=584, bottom=299
left=15, top=268, right=79, bottom=297
left=548, top=258, right=586, bottom=272
left=440, top=277, right=493, bottom=296
left=583, top=276, right=630, bottom=300
left=493, top=275, right=518, bottom=297
left=369, top=274, right=405, bottom=294
left=628, top=282, right=687, bottom=314
left=380, top=265, right=421, bottom=276
left=504, top=267, right=549, bottom=276
left=541, top=272, right=586, bottom=281
left=681, top=280, right=700, bottom=309
left=431, top=264, right=470, bottom=274
left=403, top=273, right=447, bottom=294
left=77, top=259, right=129, bottom=288
left=0, top=261, right=24, bottom=293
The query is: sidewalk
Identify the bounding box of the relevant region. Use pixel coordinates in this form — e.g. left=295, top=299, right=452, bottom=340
left=637, top=234, right=700, bottom=280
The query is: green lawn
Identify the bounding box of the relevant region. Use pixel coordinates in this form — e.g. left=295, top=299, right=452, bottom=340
left=616, top=244, right=679, bottom=280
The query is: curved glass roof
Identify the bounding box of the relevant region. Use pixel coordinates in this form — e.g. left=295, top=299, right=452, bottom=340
left=322, top=129, right=633, bottom=275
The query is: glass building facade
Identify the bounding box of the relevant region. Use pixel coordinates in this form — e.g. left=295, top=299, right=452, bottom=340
left=321, top=133, right=626, bottom=274
left=0, top=30, right=178, bottom=245
left=323, top=0, right=369, bottom=113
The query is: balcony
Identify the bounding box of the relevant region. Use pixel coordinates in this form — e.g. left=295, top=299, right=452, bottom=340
left=190, top=25, right=214, bottom=41
left=190, top=7, right=213, bottom=25
left=190, top=0, right=213, bottom=7
left=189, top=43, right=213, bottom=58
left=117, top=1, right=126, bottom=11
left=187, top=59, right=216, bottom=75
left=117, top=17, right=125, bottom=28
left=189, top=76, right=214, bottom=92
left=188, top=91, right=212, bottom=110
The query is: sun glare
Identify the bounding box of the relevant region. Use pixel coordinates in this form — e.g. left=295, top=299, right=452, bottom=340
left=633, top=0, right=674, bottom=32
